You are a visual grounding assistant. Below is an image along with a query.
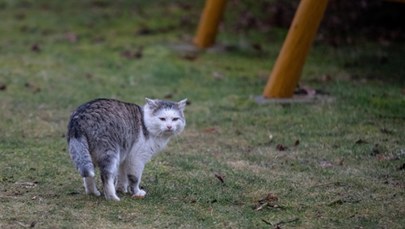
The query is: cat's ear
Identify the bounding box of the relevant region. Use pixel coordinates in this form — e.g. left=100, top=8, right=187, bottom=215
left=177, top=99, right=188, bottom=111
left=145, top=98, right=159, bottom=109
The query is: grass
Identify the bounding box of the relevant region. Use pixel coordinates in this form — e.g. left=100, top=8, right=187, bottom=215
left=1, top=0, right=404, bottom=228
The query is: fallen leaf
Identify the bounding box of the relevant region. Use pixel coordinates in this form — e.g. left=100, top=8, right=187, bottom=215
left=321, top=74, right=333, bottom=82
left=319, top=160, right=333, bottom=168
left=355, top=139, right=368, bottom=144
left=380, top=128, right=394, bottom=135
left=264, top=193, right=278, bottom=202
left=15, top=12, right=26, bottom=20
left=212, top=71, right=224, bottom=80
left=251, top=43, right=262, bottom=52
left=134, top=48, right=144, bottom=58
left=92, top=36, right=105, bottom=44
left=121, top=48, right=143, bottom=60
left=135, top=27, right=153, bottom=36
left=294, top=86, right=316, bottom=96
left=31, top=43, right=41, bottom=52
left=328, top=199, right=344, bottom=206
left=371, top=144, right=384, bottom=156
left=181, top=53, right=198, bottom=61
left=224, top=44, right=238, bottom=52
left=0, top=82, right=6, bottom=91
left=276, top=144, right=287, bottom=151
left=163, top=93, right=173, bottom=99
left=68, top=191, right=80, bottom=195
left=376, top=154, right=386, bottom=161
left=85, top=73, right=93, bottom=79
left=65, top=32, right=78, bottom=43
left=314, top=89, right=330, bottom=95
left=120, top=50, right=136, bottom=59
left=24, top=82, right=41, bottom=93
left=214, top=173, right=225, bottom=184
left=203, top=127, right=218, bottom=134
left=254, top=192, right=279, bottom=211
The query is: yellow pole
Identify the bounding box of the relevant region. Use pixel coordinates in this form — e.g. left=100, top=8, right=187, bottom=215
left=263, top=0, right=329, bottom=98
left=193, top=0, right=227, bottom=49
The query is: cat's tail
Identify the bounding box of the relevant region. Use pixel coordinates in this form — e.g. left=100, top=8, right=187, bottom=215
left=68, top=137, right=95, bottom=177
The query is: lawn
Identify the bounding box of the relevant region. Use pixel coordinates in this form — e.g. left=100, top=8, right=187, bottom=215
left=0, top=0, right=404, bottom=228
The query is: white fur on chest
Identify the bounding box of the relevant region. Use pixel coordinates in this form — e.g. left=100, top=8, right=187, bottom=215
left=127, top=134, right=170, bottom=163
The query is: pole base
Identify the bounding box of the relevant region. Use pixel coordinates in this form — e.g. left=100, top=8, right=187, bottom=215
left=254, top=94, right=335, bottom=105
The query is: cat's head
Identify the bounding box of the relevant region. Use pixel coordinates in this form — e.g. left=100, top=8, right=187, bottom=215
left=143, top=98, right=187, bottom=137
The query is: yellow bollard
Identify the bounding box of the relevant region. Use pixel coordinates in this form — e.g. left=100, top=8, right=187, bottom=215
left=193, top=0, right=227, bottom=49
left=263, top=0, right=329, bottom=98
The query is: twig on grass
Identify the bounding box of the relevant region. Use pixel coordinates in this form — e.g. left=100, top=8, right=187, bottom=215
left=15, top=221, right=36, bottom=228
left=214, top=173, right=225, bottom=184
left=254, top=192, right=281, bottom=211
left=255, top=202, right=268, bottom=211
left=261, top=218, right=271, bottom=225
left=273, top=217, right=300, bottom=228
left=0, top=195, right=19, bottom=199
left=327, top=197, right=361, bottom=206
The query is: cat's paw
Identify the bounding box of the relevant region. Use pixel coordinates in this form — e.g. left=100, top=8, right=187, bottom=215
left=131, top=190, right=146, bottom=199
left=86, top=189, right=101, bottom=196
left=93, top=190, right=101, bottom=196
left=105, top=193, right=121, bottom=201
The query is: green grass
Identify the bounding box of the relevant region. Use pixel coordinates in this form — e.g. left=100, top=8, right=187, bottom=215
left=1, top=1, right=404, bottom=228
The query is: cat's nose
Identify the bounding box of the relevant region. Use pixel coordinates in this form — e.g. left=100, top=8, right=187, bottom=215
left=167, top=125, right=172, bottom=130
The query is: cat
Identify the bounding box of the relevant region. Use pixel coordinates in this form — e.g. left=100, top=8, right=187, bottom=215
left=67, top=98, right=187, bottom=201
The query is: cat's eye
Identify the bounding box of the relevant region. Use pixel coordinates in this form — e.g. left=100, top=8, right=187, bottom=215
left=172, top=118, right=179, bottom=121
left=159, top=117, right=166, bottom=121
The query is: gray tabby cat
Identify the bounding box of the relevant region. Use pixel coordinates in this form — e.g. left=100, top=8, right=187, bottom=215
left=67, top=98, right=187, bottom=201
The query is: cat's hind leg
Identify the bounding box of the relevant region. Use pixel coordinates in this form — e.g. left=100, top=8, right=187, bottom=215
left=116, top=162, right=128, bottom=193
left=83, top=176, right=101, bottom=196
left=99, top=153, right=120, bottom=201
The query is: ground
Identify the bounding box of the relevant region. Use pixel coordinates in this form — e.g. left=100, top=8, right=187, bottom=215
left=0, top=1, right=404, bottom=228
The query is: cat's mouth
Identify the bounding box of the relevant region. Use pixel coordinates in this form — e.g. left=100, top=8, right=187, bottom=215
left=163, top=128, right=175, bottom=134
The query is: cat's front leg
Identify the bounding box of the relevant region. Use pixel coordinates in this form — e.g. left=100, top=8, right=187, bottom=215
left=128, top=161, right=147, bottom=198
left=128, top=175, right=146, bottom=198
